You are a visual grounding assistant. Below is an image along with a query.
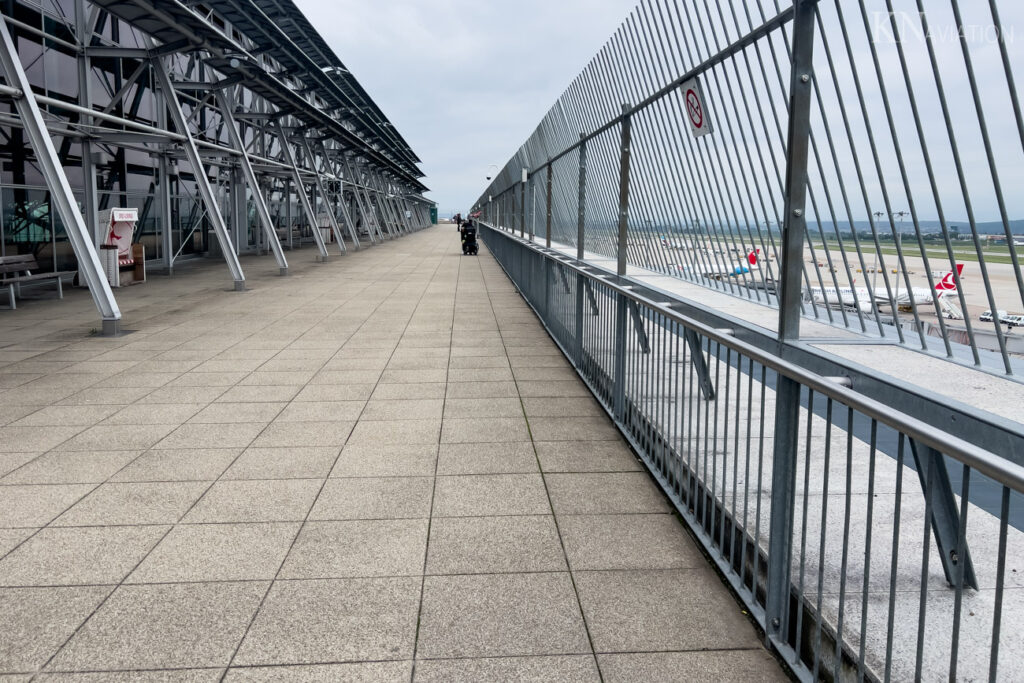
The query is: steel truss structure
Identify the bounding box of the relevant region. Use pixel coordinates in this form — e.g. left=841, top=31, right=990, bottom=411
left=0, top=0, right=433, bottom=333
left=476, top=0, right=1024, bottom=378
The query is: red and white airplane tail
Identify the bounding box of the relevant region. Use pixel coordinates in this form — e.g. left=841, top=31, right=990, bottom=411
left=747, top=249, right=761, bottom=267
left=934, top=264, right=964, bottom=296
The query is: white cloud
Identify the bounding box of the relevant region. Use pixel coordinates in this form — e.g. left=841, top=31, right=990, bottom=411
left=292, top=0, right=639, bottom=214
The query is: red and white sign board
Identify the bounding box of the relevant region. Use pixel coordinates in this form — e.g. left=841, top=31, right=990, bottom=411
left=98, top=207, right=138, bottom=262
left=680, top=78, right=713, bottom=138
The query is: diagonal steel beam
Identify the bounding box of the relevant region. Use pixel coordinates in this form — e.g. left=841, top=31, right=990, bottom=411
left=152, top=55, right=246, bottom=290
left=273, top=119, right=330, bottom=260
left=299, top=136, right=346, bottom=254
left=215, top=89, right=288, bottom=274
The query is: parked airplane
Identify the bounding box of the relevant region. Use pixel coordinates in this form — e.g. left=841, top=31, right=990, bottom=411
left=806, top=264, right=963, bottom=313
left=670, top=248, right=762, bottom=279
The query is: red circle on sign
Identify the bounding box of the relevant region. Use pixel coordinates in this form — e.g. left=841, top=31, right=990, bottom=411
left=685, top=88, right=703, bottom=129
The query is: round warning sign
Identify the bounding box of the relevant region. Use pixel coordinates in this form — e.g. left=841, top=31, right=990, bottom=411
left=680, top=78, right=713, bottom=138
left=685, top=89, right=703, bottom=129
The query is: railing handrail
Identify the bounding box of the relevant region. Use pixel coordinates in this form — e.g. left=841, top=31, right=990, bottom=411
left=483, top=222, right=1024, bottom=495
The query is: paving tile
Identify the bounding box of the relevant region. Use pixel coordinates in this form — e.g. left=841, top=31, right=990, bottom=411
left=0, top=484, right=95, bottom=527
left=56, top=424, right=178, bottom=452
left=103, top=403, right=206, bottom=425
left=534, top=441, right=641, bottom=473
left=417, top=573, right=590, bottom=658
left=168, top=371, right=248, bottom=387
left=309, top=477, right=433, bottom=520
left=0, top=405, right=38, bottom=427
left=187, top=402, right=286, bottom=424
left=0, top=585, right=112, bottom=672
left=154, top=423, right=266, bottom=450
left=0, top=529, right=33, bottom=557
left=35, top=671, right=223, bottom=681
left=414, top=655, right=599, bottom=682
left=370, top=382, right=446, bottom=400
left=0, top=426, right=83, bottom=452
left=447, top=355, right=510, bottom=369
left=380, top=369, right=447, bottom=384
left=276, top=401, right=365, bottom=422
left=433, top=474, right=550, bottom=517
left=559, top=514, right=703, bottom=570
left=310, top=369, right=382, bottom=385
left=10, top=404, right=121, bottom=427
left=94, top=372, right=180, bottom=388
left=446, top=367, right=514, bottom=383
left=233, top=577, right=420, bottom=665
left=441, top=397, right=521, bottom=419
left=513, top=366, right=580, bottom=382
left=0, top=525, right=166, bottom=586
left=128, top=522, right=300, bottom=583
left=598, top=650, right=788, bottom=683
left=0, top=452, right=39, bottom=479
left=526, top=416, right=621, bottom=442
left=50, top=581, right=267, bottom=671
left=225, top=662, right=412, bottom=682
left=294, top=384, right=376, bottom=402
left=545, top=473, right=668, bottom=515
left=215, top=385, right=300, bottom=403
left=515, top=381, right=591, bottom=398
left=223, top=447, right=339, bottom=480
left=440, top=417, right=530, bottom=443
left=574, top=569, right=760, bottom=652
left=137, top=385, right=229, bottom=405
left=347, top=419, right=440, bottom=446
left=436, top=442, right=538, bottom=475
left=250, top=421, right=354, bottom=448
left=111, top=449, right=240, bottom=482
left=53, top=482, right=208, bottom=526
left=279, top=519, right=428, bottom=579
left=0, top=450, right=140, bottom=485
left=183, top=479, right=321, bottom=523
left=361, top=399, right=444, bottom=421
left=330, top=444, right=437, bottom=477
left=426, top=515, right=565, bottom=575
left=444, top=382, right=518, bottom=399
left=56, top=386, right=154, bottom=406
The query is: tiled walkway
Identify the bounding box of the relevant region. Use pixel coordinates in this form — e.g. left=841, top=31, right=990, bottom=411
left=0, top=227, right=785, bottom=681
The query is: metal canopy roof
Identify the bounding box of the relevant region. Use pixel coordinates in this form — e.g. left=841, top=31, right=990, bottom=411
left=87, top=0, right=427, bottom=191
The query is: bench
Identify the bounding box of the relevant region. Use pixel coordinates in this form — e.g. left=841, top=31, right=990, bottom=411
left=0, top=254, right=76, bottom=310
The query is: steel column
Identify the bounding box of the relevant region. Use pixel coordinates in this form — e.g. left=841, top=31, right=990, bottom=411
left=616, top=104, right=632, bottom=276
left=777, top=0, right=818, bottom=340
left=0, top=15, right=122, bottom=332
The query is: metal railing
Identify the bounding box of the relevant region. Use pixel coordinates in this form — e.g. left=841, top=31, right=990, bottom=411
left=475, top=0, right=1024, bottom=377
left=483, top=223, right=1024, bottom=681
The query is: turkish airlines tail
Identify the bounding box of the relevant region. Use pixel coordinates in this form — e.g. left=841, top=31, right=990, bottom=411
left=934, top=264, right=964, bottom=296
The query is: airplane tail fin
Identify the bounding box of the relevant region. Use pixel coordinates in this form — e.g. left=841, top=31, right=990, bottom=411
left=935, top=263, right=964, bottom=296
left=747, top=248, right=761, bottom=267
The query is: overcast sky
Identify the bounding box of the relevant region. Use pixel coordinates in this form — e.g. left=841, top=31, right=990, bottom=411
left=293, top=0, right=638, bottom=215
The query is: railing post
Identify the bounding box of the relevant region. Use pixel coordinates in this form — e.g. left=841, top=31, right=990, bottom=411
left=575, top=134, right=587, bottom=366
left=616, top=104, right=632, bottom=277
left=612, top=104, right=632, bottom=420
left=777, top=0, right=818, bottom=341
left=766, top=0, right=818, bottom=650
left=545, top=164, right=553, bottom=249
left=520, top=171, right=527, bottom=239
